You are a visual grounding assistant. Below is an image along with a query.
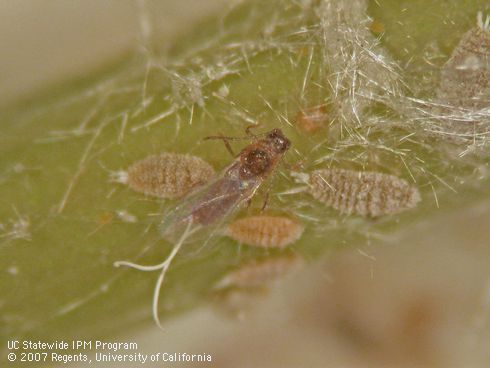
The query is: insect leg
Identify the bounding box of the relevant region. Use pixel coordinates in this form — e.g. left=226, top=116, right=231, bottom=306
left=246, top=198, right=252, bottom=209
left=260, top=191, right=270, bottom=213
left=282, top=158, right=305, bottom=172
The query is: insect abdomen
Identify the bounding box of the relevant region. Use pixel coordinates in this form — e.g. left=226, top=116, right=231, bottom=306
left=309, top=168, right=421, bottom=217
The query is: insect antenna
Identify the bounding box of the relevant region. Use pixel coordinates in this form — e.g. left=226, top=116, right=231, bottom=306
left=203, top=133, right=236, bottom=156
left=244, top=122, right=264, bottom=138
left=203, top=124, right=268, bottom=143
left=114, top=220, right=196, bottom=331
left=203, top=134, right=250, bottom=141
left=202, top=127, right=269, bottom=156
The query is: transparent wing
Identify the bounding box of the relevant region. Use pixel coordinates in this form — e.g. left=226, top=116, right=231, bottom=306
left=159, top=160, right=262, bottom=245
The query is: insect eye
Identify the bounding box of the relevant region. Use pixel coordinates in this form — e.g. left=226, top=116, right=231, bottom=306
left=272, top=136, right=290, bottom=152
left=266, top=129, right=290, bottom=153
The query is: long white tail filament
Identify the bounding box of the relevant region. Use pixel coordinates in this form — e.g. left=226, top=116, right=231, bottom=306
left=114, top=220, right=195, bottom=331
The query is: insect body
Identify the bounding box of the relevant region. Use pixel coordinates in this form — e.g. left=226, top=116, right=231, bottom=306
left=437, top=11, right=490, bottom=111
left=295, top=105, right=328, bottom=133
left=118, top=153, right=215, bottom=199
left=223, top=215, right=304, bottom=248
left=293, top=168, right=420, bottom=218
left=214, top=253, right=304, bottom=289
left=114, top=128, right=291, bottom=329
left=158, top=128, right=291, bottom=242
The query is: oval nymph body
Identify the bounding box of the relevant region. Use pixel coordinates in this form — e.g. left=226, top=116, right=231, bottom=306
left=224, top=215, right=304, bottom=248
left=124, top=153, right=215, bottom=199
left=309, top=168, right=421, bottom=217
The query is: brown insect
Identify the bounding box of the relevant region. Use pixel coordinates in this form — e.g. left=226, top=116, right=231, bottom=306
left=116, top=153, right=215, bottom=199
left=214, top=253, right=304, bottom=290
left=295, top=105, right=328, bottom=133
left=303, top=168, right=421, bottom=217
left=114, top=128, right=291, bottom=329
left=436, top=11, right=490, bottom=111
left=169, top=128, right=291, bottom=228
left=223, top=215, right=304, bottom=248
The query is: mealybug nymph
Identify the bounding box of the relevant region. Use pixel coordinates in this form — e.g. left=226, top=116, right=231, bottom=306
left=214, top=254, right=304, bottom=290
left=115, top=153, right=215, bottom=199
left=295, top=168, right=420, bottom=217
left=224, top=215, right=304, bottom=248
